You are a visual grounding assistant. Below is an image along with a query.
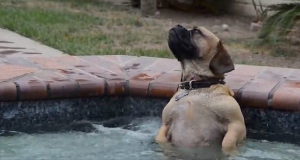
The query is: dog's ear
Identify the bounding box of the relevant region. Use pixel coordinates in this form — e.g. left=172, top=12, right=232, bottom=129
left=209, top=41, right=234, bottom=75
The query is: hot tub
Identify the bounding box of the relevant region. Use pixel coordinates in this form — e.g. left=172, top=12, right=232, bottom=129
left=1, top=55, right=300, bottom=160
left=1, top=96, right=300, bottom=160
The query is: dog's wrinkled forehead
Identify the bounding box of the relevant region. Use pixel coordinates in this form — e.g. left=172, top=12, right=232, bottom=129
left=190, top=26, right=219, bottom=43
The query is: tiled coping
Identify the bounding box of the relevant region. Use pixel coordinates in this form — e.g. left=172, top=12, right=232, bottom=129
left=0, top=55, right=299, bottom=111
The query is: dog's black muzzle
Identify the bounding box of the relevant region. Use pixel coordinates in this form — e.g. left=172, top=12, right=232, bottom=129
left=168, top=25, right=198, bottom=61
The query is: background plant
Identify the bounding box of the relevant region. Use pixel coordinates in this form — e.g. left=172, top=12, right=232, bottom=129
left=252, top=0, right=268, bottom=23
left=257, top=1, right=300, bottom=44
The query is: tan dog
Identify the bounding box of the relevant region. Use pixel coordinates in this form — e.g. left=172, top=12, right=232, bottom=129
left=155, top=25, right=246, bottom=157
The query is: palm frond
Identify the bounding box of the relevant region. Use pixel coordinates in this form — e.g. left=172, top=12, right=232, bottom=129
left=268, top=3, right=300, bottom=11
left=258, top=9, right=286, bottom=39
left=277, top=5, right=300, bottom=36
left=258, top=2, right=300, bottom=42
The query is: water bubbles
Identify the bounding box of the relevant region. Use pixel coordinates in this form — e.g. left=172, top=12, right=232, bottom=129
left=2, top=117, right=300, bottom=160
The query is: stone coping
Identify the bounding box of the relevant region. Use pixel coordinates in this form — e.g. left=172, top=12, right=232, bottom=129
left=0, top=55, right=299, bottom=111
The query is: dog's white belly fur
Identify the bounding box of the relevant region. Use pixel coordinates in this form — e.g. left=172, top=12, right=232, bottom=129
left=168, top=97, right=227, bottom=147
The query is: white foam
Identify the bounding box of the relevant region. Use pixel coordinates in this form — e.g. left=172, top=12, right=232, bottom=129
left=1, top=117, right=300, bottom=160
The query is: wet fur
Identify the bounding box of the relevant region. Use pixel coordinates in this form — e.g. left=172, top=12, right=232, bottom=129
left=156, top=25, right=246, bottom=157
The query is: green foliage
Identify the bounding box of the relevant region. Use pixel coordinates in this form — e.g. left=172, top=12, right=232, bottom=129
left=258, top=2, right=300, bottom=43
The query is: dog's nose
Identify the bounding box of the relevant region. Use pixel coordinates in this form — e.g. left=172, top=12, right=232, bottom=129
left=172, top=25, right=188, bottom=33
left=174, top=24, right=184, bottom=30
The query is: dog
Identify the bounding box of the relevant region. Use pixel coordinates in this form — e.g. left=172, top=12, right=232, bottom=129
left=155, top=25, right=246, bottom=157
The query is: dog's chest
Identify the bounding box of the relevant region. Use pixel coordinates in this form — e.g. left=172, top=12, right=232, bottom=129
left=170, top=90, right=227, bottom=146
left=174, top=90, right=212, bottom=106
left=173, top=95, right=215, bottom=122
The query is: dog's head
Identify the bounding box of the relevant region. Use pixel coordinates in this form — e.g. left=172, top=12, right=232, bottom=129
left=168, top=25, right=234, bottom=77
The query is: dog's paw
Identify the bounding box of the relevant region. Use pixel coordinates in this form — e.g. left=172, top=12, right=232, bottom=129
left=222, top=146, right=240, bottom=159
left=155, top=135, right=168, bottom=143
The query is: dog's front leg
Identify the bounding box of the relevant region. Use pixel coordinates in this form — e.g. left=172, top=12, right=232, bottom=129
left=222, top=122, right=245, bottom=156
left=155, top=101, right=175, bottom=143
left=212, top=97, right=246, bottom=157
left=156, top=124, right=170, bottom=143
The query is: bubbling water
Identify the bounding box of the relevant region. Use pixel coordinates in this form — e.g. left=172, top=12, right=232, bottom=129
left=0, top=117, right=299, bottom=160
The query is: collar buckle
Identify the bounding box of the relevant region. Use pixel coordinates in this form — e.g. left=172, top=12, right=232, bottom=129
left=179, top=80, right=195, bottom=90
left=188, top=80, right=195, bottom=90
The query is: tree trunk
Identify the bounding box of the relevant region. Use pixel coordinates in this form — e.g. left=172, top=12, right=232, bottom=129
left=131, top=0, right=140, bottom=7
left=141, top=0, right=157, bottom=17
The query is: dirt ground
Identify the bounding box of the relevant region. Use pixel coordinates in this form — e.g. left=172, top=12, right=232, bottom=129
left=109, top=0, right=300, bottom=68
left=148, top=9, right=300, bottom=68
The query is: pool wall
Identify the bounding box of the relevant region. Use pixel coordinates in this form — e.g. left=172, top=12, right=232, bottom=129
left=1, top=96, right=300, bottom=144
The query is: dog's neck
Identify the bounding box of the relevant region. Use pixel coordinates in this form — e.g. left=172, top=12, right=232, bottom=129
left=180, top=59, right=224, bottom=82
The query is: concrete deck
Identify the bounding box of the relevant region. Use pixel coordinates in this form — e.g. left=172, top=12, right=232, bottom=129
left=0, top=29, right=299, bottom=111
left=0, top=28, right=65, bottom=58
